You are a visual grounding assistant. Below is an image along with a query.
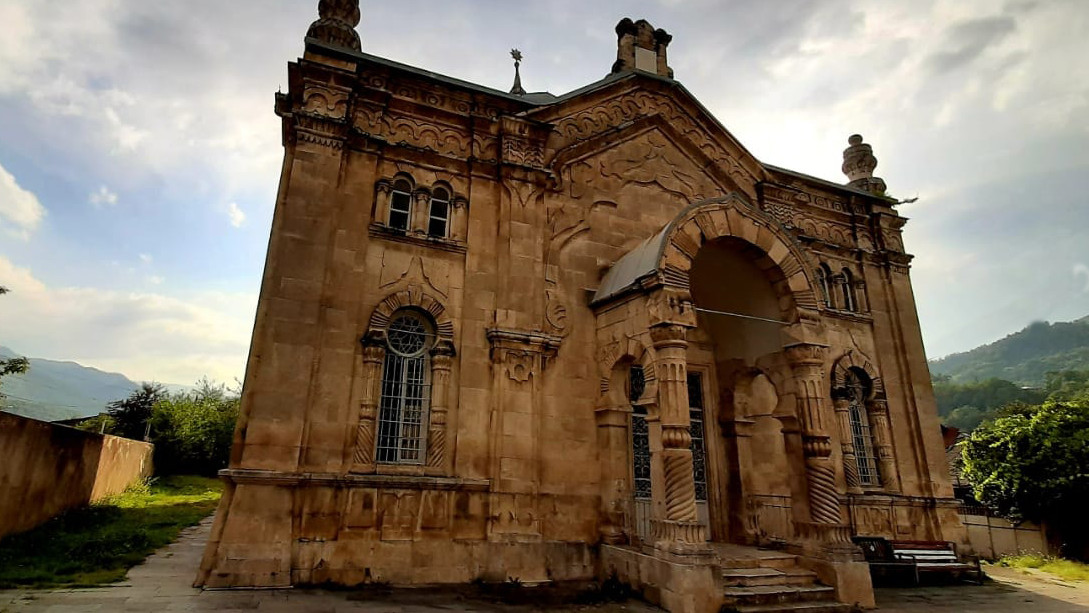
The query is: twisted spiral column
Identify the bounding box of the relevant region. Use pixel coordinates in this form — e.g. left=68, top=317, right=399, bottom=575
left=868, top=399, right=901, bottom=493
left=426, top=344, right=454, bottom=471
left=833, top=396, right=863, bottom=493
left=785, top=343, right=844, bottom=526
left=650, top=323, right=704, bottom=547
left=350, top=340, right=385, bottom=472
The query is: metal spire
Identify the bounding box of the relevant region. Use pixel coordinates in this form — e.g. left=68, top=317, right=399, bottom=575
left=509, top=49, right=526, bottom=96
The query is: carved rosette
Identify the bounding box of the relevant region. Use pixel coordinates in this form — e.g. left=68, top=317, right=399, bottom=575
left=306, top=0, right=362, bottom=51
left=350, top=335, right=385, bottom=473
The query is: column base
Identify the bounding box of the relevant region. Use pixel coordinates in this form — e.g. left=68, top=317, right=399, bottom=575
left=653, top=520, right=713, bottom=556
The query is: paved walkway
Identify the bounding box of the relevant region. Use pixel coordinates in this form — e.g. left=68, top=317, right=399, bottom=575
left=1, top=516, right=1087, bottom=612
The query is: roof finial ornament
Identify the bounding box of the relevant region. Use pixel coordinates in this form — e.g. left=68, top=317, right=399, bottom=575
left=509, top=49, right=527, bottom=96
left=842, top=134, right=887, bottom=196
left=306, top=0, right=362, bottom=51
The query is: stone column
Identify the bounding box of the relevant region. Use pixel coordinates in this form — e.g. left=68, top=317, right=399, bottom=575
left=350, top=335, right=385, bottom=473
left=374, top=180, right=392, bottom=227
left=867, top=399, right=901, bottom=493
left=833, top=396, right=863, bottom=494
left=650, top=323, right=705, bottom=549
left=595, top=405, right=630, bottom=545
left=426, top=342, right=454, bottom=472
left=785, top=343, right=842, bottom=526
left=411, top=189, right=430, bottom=235
left=452, top=196, right=469, bottom=242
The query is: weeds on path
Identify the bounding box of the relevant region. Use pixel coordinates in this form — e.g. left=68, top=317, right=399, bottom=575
left=0, top=475, right=222, bottom=589
left=998, top=554, right=1089, bottom=582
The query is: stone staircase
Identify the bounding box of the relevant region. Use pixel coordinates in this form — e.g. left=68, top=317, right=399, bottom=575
left=717, top=547, right=853, bottom=613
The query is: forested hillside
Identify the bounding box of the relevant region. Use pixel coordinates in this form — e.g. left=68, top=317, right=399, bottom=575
left=929, top=317, right=1089, bottom=385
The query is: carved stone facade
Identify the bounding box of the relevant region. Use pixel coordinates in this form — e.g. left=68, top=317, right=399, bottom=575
left=198, top=5, right=966, bottom=612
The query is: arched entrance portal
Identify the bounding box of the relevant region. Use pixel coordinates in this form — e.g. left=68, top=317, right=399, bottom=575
left=592, top=194, right=849, bottom=552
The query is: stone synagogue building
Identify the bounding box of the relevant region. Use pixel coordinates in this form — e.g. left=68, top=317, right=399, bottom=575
left=198, top=2, right=968, bottom=610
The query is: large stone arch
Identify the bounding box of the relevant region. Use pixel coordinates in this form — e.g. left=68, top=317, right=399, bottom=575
left=830, top=349, right=885, bottom=400
left=366, top=286, right=455, bottom=347
left=592, top=193, right=820, bottom=324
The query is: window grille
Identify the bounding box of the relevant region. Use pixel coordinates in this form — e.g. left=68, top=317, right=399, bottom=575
left=846, top=370, right=880, bottom=486
left=389, top=181, right=412, bottom=232
left=687, top=372, right=708, bottom=502
left=376, top=312, right=431, bottom=464
left=817, top=264, right=833, bottom=308
left=841, top=268, right=857, bottom=312
left=428, top=188, right=450, bottom=238
left=630, top=365, right=651, bottom=501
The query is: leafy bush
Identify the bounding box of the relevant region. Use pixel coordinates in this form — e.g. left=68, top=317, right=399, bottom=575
left=149, top=379, right=239, bottom=476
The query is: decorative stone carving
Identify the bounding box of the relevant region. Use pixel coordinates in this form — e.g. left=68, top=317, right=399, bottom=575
left=487, top=328, right=563, bottom=384
left=842, top=134, right=887, bottom=195
left=833, top=396, right=863, bottom=494
left=427, top=342, right=455, bottom=470
left=306, top=0, right=362, bottom=52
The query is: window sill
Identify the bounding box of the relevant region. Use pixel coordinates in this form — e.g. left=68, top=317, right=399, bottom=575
left=369, top=223, right=467, bottom=254
left=821, top=308, right=873, bottom=324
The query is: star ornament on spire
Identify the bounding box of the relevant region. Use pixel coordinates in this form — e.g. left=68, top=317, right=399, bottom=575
left=509, top=48, right=526, bottom=96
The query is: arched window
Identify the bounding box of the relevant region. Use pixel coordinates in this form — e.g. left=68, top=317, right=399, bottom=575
left=388, top=179, right=413, bottom=232
left=817, top=263, right=833, bottom=308
left=428, top=187, right=450, bottom=238
left=845, top=369, right=880, bottom=486
left=841, top=268, right=857, bottom=312
left=376, top=310, right=433, bottom=464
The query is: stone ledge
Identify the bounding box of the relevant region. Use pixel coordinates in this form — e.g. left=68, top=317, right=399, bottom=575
left=219, top=468, right=490, bottom=491
left=368, top=223, right=468, bottom=254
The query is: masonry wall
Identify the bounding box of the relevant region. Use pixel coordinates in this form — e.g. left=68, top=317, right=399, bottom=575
left=0, top=412, right=154, bottom=538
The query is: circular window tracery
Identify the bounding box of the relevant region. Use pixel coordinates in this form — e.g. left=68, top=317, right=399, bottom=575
left=386, top=312, right=431, bottom=357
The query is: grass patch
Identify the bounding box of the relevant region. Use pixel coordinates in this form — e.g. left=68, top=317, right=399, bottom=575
left=0, top=475, right=222, bottom=589
left=998, top=553, right=1089, bottom=582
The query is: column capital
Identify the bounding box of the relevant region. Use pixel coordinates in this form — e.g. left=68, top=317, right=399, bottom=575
left=650, top=323, right=689, bottom=348
left=784, top=342, right=829, bottom=369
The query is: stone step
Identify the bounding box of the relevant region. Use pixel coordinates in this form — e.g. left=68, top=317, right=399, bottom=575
left=718, top=553, right=800, bottom=571
left=722, top=584, right=838, bottom=608
left=730, top=601, right=855, bottom=613
left=722, top=566, right=819, bottom=587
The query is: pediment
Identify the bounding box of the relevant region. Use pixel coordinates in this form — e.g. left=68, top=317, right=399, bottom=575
left=526, top=75, right=767, bottom=199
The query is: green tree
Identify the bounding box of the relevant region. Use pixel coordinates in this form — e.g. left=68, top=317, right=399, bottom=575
left=105, top=382, right=166, bottom=440
left=944, top=405, right=988, bottom=432
left=0, top=287, right=30, bottom=399
left=962, top=400, right=1089, bottom=559
left=149, top=379, right=239, bottom=476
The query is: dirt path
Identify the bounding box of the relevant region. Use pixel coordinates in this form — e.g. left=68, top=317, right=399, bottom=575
left=2, top=517, right=1086, bottom=611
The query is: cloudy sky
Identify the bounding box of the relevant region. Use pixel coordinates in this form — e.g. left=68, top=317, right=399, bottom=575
left=0, top=0, right=1087, bottom=385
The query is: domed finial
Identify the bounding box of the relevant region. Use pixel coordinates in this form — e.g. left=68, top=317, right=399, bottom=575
left=842, top=134, right=887, bottom=195
left=306, top=0, right=362, bottom=51
left=510, top=49, right=526, bottom=96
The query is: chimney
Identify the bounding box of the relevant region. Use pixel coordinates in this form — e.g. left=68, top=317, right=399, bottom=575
left=612, top=18, right=674, bottom=79
left=306, top=0, right=362, bottom=51
left=842, top=134, right=887, bottom=195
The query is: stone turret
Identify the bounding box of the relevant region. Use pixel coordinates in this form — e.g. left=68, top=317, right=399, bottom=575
left=842, top=134, right=887, bottom=195
left=612, top=18, right=674, bottom=78
left=306, top=0, right=362, bottom=51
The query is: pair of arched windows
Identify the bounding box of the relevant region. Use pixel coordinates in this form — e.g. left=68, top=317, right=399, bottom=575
left=816, top=264, right=861, bottom=313
left=387, top=178, right=451, bottom=239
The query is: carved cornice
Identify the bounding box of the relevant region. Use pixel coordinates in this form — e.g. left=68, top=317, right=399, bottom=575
left=487, top=328, right=563, bottom=383
left=784, top=343, right=829, bottom=368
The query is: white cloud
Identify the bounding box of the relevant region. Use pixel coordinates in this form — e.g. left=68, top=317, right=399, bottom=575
left=227, top=202, right=245, bottom=228
left=0, top=255, right=254, bottom=385
left=89, top=185, right=119, bottom=208
left=139, top=253, right=152, bottom=264
left=0, top=162, right=46, bottom=239
left=146, top=275, right=164, bottom=285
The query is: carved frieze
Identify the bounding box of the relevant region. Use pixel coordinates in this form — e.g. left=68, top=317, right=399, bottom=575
left=487, top=328, right=563, bottom=384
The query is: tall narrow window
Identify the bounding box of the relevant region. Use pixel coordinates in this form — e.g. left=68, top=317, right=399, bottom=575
left=630, top=365, right=651, bottom=501
left=428, top=187, right=450, bottom=238
left=841, top=268, right=857, bottom=312
left=388, top=179, right=413, bottom=232
left=817, top=264, right=833, bottom=308
left=846, top=369, right=880, bottom=486
left=376, top=311, right=432, bottom=464
left=687, top=372, right=708, bottom=502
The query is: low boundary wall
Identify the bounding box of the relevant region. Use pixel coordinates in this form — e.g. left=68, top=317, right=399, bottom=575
left=0, top=412, right=153, bottom=538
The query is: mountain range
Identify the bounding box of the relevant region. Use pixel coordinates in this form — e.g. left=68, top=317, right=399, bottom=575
left=928, top=316, right=1089, bottom=385
left=0, top=346, right=140, bottom=422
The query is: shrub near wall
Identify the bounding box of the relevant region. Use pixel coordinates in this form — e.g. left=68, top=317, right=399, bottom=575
left=0, top=413, right=153, bottom=538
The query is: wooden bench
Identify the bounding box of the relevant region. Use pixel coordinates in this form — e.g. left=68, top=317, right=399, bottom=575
left=853, top=537, right=983, bottom=585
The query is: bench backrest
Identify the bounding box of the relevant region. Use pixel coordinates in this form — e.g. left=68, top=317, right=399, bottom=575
left=890, top=540, right=960, bottom=565
left=853, top=536, right=897, bottom=562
